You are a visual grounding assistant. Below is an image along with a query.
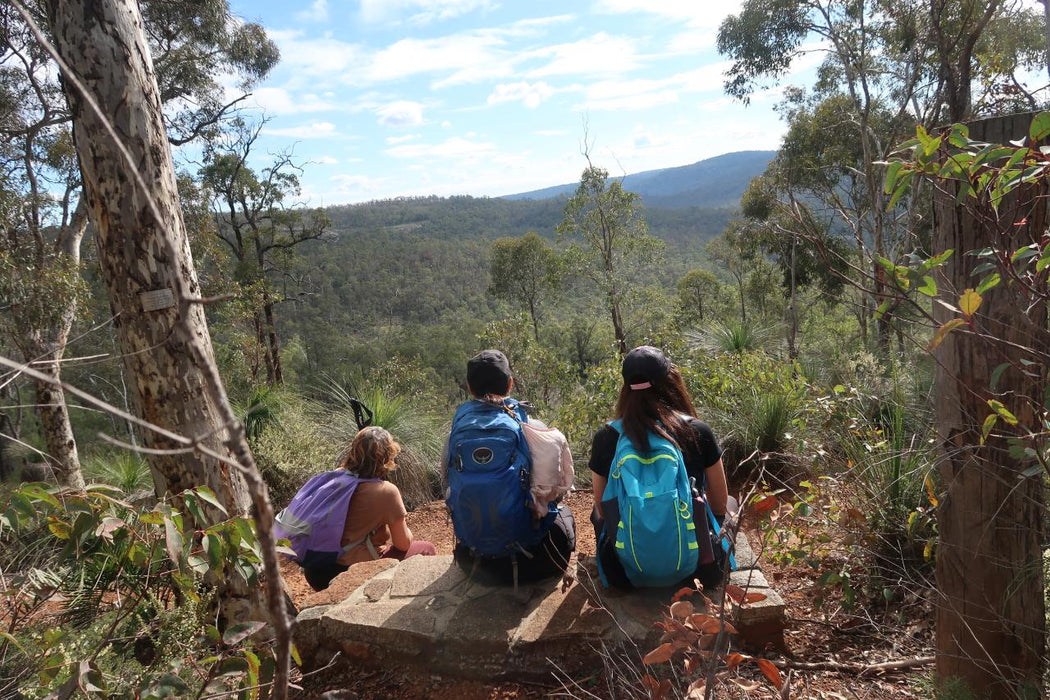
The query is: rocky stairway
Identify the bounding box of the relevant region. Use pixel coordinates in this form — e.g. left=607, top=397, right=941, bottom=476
left=294, top=531, right=785, bottom=683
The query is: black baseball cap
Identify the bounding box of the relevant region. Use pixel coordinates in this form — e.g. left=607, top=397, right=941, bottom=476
left=467, top=349, right=513, bottom=396
left=621, top=345, right=671, bottom=390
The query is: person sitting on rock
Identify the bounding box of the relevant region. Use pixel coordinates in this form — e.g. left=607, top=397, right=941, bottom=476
left=588, top=346, right=732, bottom=590
left=445, top=349, right=576, bottom=586
left=304, top=426, right=436, bottom=590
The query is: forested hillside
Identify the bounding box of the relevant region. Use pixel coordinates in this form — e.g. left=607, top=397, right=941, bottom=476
left=2, top=0, right=1048, bottom=698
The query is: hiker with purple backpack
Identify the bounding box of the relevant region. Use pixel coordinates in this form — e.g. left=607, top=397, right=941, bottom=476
left=276, top=425, right=436, bottom=591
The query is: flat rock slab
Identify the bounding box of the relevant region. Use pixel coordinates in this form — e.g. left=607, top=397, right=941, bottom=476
left=295, top=532, right=786, bottom=681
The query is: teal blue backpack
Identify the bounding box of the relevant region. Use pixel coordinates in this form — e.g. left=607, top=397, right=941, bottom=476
left=599, top=420, right=700, bottom=587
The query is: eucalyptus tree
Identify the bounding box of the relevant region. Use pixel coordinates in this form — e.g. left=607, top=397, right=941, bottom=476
left=557, top=162, right=660, bottom=355
left=0, top=0, right=276, bottom=487
left=676, top=269, right=722, bottom=326
left=488, top=231, right=563, bottom=342
left=717, top=0, right=1042, bottom=352
left=200, top=119, right=330, bottom=386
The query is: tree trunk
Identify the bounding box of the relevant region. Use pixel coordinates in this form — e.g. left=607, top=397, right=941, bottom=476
left=34, top=361, right=84, bottom=489
left=609, top=296, right=627, bottom=355
left=262, top=292, right=283, bottom=385
left=45, top=0, right=258, bottom=621
left=931, top=113, right=1047, bottom=696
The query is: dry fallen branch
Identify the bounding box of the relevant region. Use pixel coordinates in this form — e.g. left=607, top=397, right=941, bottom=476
left=772, top=655, right=935, bottom=676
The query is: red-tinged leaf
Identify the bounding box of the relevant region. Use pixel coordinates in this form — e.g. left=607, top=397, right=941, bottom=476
left=756, top=658, right=783, bottom=689
left=752, top=495, right=777, bottom=514
left=927, top=318, right=967, bottom=352
left=743, top=592, right=767, bottom=605
left=670, top=600, right=694, bottom=619
left=642, top=642, right=675, bottom=665
left=683, top=654, right=700, bottom=674
left=671, top=586, right=697, bottom=602
left=685, top=679, right=706, bottom=699
left=726, top=652, right=751, bottom=669
left=697, top=633, right=717, bottom=650
left=654, top=679, right=672, bottom=700
left=725, top=584, right=746, bottom=604
left=641, top=674, right=660, bottom=691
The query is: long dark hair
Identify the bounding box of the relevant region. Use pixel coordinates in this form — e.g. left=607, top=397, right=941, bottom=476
left=614, top=364, right=699, bottom=454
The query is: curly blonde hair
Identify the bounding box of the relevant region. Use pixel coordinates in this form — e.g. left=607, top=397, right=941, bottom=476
left=339, top=426, right=401, bottom=479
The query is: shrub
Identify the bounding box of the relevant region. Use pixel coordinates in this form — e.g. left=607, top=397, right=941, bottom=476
left=82, top=450, right=152, bottom=494
left=316, top=383, right=445, bottom=510
left=686, top=318, right=773, bottom=354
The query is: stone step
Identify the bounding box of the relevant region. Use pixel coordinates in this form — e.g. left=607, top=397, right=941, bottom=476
left=294, top=531, right=785, bottom=682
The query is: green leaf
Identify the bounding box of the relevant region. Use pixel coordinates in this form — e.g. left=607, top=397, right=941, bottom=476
left=922, top=249, right=954, bottom=270
left=990, top=363, right=1010, bottom=392
left=163, top=516, right=185, bottom=567
left=988, top=399, right=1019, bottom=425
left=917, top=276, right=937, bottom=296
left=194, top=486, right=228, bottom=516
left=0, top=631, right=25, bottom=653
left=204, top=533, right=225, bottom=572
left=1036, top=250, right=1050, bottom=273
left=927, top=318, right=967, bottom=352
left=1029, top=112, right=1050, bottom=141
left=883, top=160, right=904, bottom=194
left=874, top=299, right=893, bottom=321
left=223, top=621, right=266, bottom=647
left=290, top=643, right=303, bottom=667
left=1011, top=244, right=1039, bottom=263
left=980, top=414, right=997, bottom=444
left=975, top=273, right=1000, bottom=295
left=1021, top=464, right=1045, bottom=478
left=947, top=123, right=970, bottom=147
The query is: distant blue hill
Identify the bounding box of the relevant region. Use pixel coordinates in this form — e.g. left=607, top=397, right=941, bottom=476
left=503, top=150, right=775, bottom=210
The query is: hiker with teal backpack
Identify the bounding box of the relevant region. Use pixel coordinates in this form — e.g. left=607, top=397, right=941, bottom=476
left=445, top=350, right=576, bottom=586
left=588, top=346, right=733, bottom=590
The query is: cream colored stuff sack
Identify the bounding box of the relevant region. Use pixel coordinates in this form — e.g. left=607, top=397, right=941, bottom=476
left=521, top=418, right=574, bottom=518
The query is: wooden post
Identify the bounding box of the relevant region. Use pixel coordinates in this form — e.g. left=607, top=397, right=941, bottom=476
left=931, top=112, right=1047, bottom=696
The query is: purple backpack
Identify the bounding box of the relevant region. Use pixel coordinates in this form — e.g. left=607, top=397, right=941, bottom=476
left=274, top=469, right=378, bottom=563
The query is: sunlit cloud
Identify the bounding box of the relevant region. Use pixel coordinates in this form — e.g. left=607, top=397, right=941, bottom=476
left=360, top=0, right=495, bottom=25
left=385, top=136, right=497, bottom=161
left=367, top=35, right=509, bottom=84
left=312, top=155, right=339, bottom=165
left=248, top=88, right=338, bottom=115
left=262, top=121, right=339, bottom=138
left=526, top=33, right=641, bottom=78
left=487, top=81, right=554, bottom=109
left=594, top=0, right=746, bottom=29
left=296, top=0, right=328, bottom=22
left=376, top=101, right=425, bottom=127
left=265, top=30, right=363, bottom=79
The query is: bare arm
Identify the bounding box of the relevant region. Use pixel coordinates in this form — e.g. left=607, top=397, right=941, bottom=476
left=388, top=516, right=413, bottom=552
left=704, top=458, right=729, bottom=517
left=591, top=473, right=607, bottom=519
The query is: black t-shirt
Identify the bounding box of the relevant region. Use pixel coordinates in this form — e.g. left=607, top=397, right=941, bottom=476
left=588, top=419, right=722, bottom=487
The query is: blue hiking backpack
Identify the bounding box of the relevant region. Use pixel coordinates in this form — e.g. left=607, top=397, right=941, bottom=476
left=274, top=469, right=378, bottom=564
left=446, top=398, right=552, bottom=556
left=598, top=420, right=711, bottom=587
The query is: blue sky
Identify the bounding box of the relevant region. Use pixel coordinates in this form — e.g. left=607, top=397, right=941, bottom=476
left=220, top=0, right=817, bottom=205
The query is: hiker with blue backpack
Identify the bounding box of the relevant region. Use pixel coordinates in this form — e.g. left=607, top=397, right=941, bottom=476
left=445, top=350, right=576, bottom=586
left=276, top=425, right=436, bottom=591
left=588, top=346, right=732, bottom=590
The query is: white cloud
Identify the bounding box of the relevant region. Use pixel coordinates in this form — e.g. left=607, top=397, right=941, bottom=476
left=360, top=0, right=495, bottom=25
left=367, top=35, right=509, bottom=84
left=265, top=30, right=363, bottom=79
left=248, top=88, right=337, bottom=115
left=526, top=33, right=641, bottom=78
left=262, top=121, right=339, bottom=138
left=594, top=0, right=745, bottom=29
left=312, top=155, right=339, bottom=165
left=487, top=81, right=554, bottom=109
left=386, top=134, right=418, bottom=144
left=375, top=101, right=425, bottom=127
left=385, top=136, right=496, bottom=161
left=296, top=0, right=328, bottom=22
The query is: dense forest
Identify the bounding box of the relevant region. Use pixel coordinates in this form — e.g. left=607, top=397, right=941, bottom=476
left=1, top=0, right=1049, bottom=698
